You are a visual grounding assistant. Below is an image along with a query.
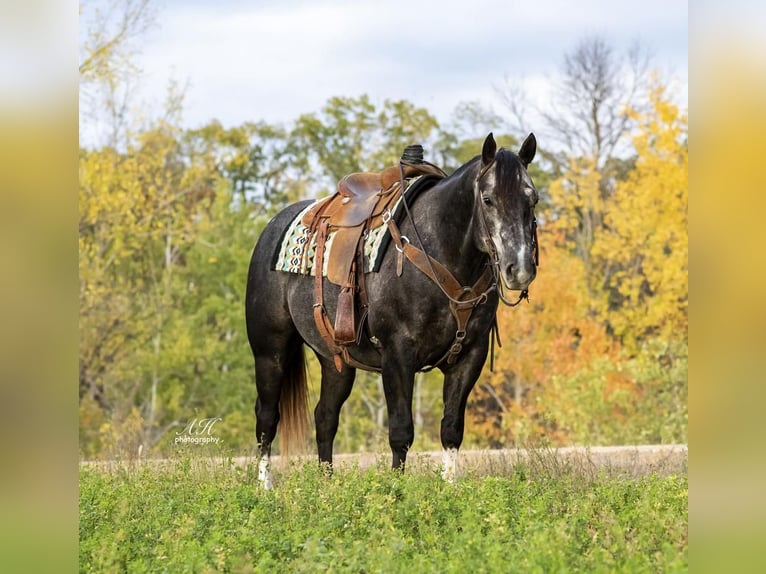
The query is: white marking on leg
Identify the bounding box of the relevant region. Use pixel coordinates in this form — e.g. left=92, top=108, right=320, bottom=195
left=258, top=454, right=273, bottom=490
left=441, top=448, right=459, bottom=483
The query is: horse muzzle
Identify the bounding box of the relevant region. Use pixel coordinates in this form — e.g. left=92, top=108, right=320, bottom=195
left=502, top=260, right=536, bottom=291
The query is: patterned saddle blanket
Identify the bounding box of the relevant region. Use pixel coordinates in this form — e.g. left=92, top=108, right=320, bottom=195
left=273, top=175, right=438, bottom=282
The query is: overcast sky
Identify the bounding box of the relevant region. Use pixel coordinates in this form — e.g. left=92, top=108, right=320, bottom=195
left=83, top=0, right=688, bottom=140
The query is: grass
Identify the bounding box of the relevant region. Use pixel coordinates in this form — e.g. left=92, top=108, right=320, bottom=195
left=79, top=454, right=688, bottom=573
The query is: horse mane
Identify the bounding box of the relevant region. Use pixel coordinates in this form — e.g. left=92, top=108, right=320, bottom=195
left=448, top=155, right=481, bottom=179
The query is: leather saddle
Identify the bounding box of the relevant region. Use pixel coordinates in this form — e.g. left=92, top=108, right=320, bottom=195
left=302, top=160, right=446, bottom=285
left=303, top=147, right=446, bottom=368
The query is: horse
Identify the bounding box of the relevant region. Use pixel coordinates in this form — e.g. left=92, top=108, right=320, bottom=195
left=245, top=133, right=538, bottom=488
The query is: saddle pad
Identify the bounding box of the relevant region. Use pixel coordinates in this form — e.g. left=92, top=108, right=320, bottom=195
left=272, top=175, right=440, bottom=280
left=273, top=202, right=391, bottom=278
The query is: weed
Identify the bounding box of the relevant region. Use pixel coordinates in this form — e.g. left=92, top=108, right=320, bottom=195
left=80, top=458, right=687, bottom=573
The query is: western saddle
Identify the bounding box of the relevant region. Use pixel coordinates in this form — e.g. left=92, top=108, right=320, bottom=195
left=302, top=146, right=445, bottom=370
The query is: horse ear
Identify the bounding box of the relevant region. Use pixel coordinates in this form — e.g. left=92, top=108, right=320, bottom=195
left=482, top=133, right=497, bottom=166
left=519, top=133, right=536, bottom=166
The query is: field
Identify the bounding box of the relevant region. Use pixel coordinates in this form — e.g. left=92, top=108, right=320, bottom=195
left=79, top=448, right=687, bottom=573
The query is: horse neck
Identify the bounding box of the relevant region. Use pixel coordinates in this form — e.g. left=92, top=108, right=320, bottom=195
left=410, top=162, right=487, bottom=283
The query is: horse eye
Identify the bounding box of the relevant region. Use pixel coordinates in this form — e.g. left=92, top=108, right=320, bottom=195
left=482, top=195, right=492, bottom=206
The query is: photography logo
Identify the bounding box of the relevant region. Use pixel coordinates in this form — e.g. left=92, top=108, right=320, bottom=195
left=174, top=417, right=223, bottom=445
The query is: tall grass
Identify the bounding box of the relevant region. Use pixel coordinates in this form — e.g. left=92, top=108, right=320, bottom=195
left=80, top=455, right=687, bottom=573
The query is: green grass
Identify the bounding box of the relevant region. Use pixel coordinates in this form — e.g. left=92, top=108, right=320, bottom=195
left=79, top=457, right=687, bottom=573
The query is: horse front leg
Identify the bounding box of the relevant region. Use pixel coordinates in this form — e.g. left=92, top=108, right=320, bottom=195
left=439, top=338, right=489, bottom=482
left=381, top=347, right=417, bottom=471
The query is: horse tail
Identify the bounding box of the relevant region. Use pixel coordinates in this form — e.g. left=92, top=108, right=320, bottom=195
left=278, top=336, right=310, bottom=455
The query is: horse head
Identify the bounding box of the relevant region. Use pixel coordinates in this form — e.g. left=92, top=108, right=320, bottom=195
left=474, top=132, right=538, bottom=293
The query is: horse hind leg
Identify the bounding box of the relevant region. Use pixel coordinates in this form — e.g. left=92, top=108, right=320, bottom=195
left=253, top=332, right=310, bottom=489
left=254, top=368, right=280, bottom=490
left=313, top=355, right=356, bottom=470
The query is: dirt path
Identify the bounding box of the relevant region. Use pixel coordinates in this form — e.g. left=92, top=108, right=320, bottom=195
left=262, top=444, right=688, bottom=477
left=83, top=444, right=687, bottom=478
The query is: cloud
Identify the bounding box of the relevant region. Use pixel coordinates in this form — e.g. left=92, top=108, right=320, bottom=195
left=128, top=0, right=687, bottom=129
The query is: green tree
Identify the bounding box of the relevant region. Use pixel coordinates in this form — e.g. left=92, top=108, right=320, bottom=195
left=79, top=118, right=269, bottom=457
left=80, top=119, right=208, bottom=454
left=182, top=120, right=306, bottom=213
left=291, top=96, right=440, bottom=195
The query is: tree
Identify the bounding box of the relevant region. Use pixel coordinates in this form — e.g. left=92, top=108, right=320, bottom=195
left=79, top=0, right=157, bottom=148
left=545, top=36, right=650, bottom=169
left=291, top=96, right=440, bottom=196
left=592, top=81, right=688, bottom=352
left=501, top=35, right=651, bottom=170
left=435, top=101, right=507, bottom=171
left=80, top=119, right=203, bottom=452
left=547, top=155, right=603, bottom=274
left=464, top=79, right=687, bottom=448
left=181, top=120, right=303, bottom=213
left=500, top=36, right=652, bottom=271
left=79, top=0, right=154, bottom=82
left=79, top=118, right=270, bottom=457
left=465, top=229, right=623, bottom=447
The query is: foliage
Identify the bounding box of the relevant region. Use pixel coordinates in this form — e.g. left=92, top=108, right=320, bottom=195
left=79, top=0, right=155, bottom=84
left=80, top=460, right=687, bottom=573
left=79, top=117, right=265, bottom=458
left=467, top=231, right=621, bottom=447
left=592, top=82, right=688, bottom=352
left=181, top=120, right=305, bottom=212
left=467, top=84, right=687, bottom=449
left=79, top=86, right=688, bottom=457
left=291, top=95, right=440, bottom=194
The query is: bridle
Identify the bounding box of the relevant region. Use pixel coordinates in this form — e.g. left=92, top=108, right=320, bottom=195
left=473, top=156, right=539, bottom=307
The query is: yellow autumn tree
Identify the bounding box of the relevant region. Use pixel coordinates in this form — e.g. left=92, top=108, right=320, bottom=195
left=466, top=228, right=622, bottom=447
left=465, top=81, right=688, bottom=448
left=547, top=156, right=604, bottom=276
left=79, top=119, right=224, bottom=457
left=592, top=83, right=688, bottom=353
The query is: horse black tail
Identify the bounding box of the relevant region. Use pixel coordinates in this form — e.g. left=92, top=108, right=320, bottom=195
left=278, top=336, right=310, bottom=455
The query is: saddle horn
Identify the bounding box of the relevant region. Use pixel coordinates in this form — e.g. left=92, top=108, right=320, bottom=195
left=401, top=144, right=424, bottom=165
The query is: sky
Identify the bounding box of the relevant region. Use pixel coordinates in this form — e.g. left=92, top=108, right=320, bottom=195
left=82, top=0, right=688, bottom=141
